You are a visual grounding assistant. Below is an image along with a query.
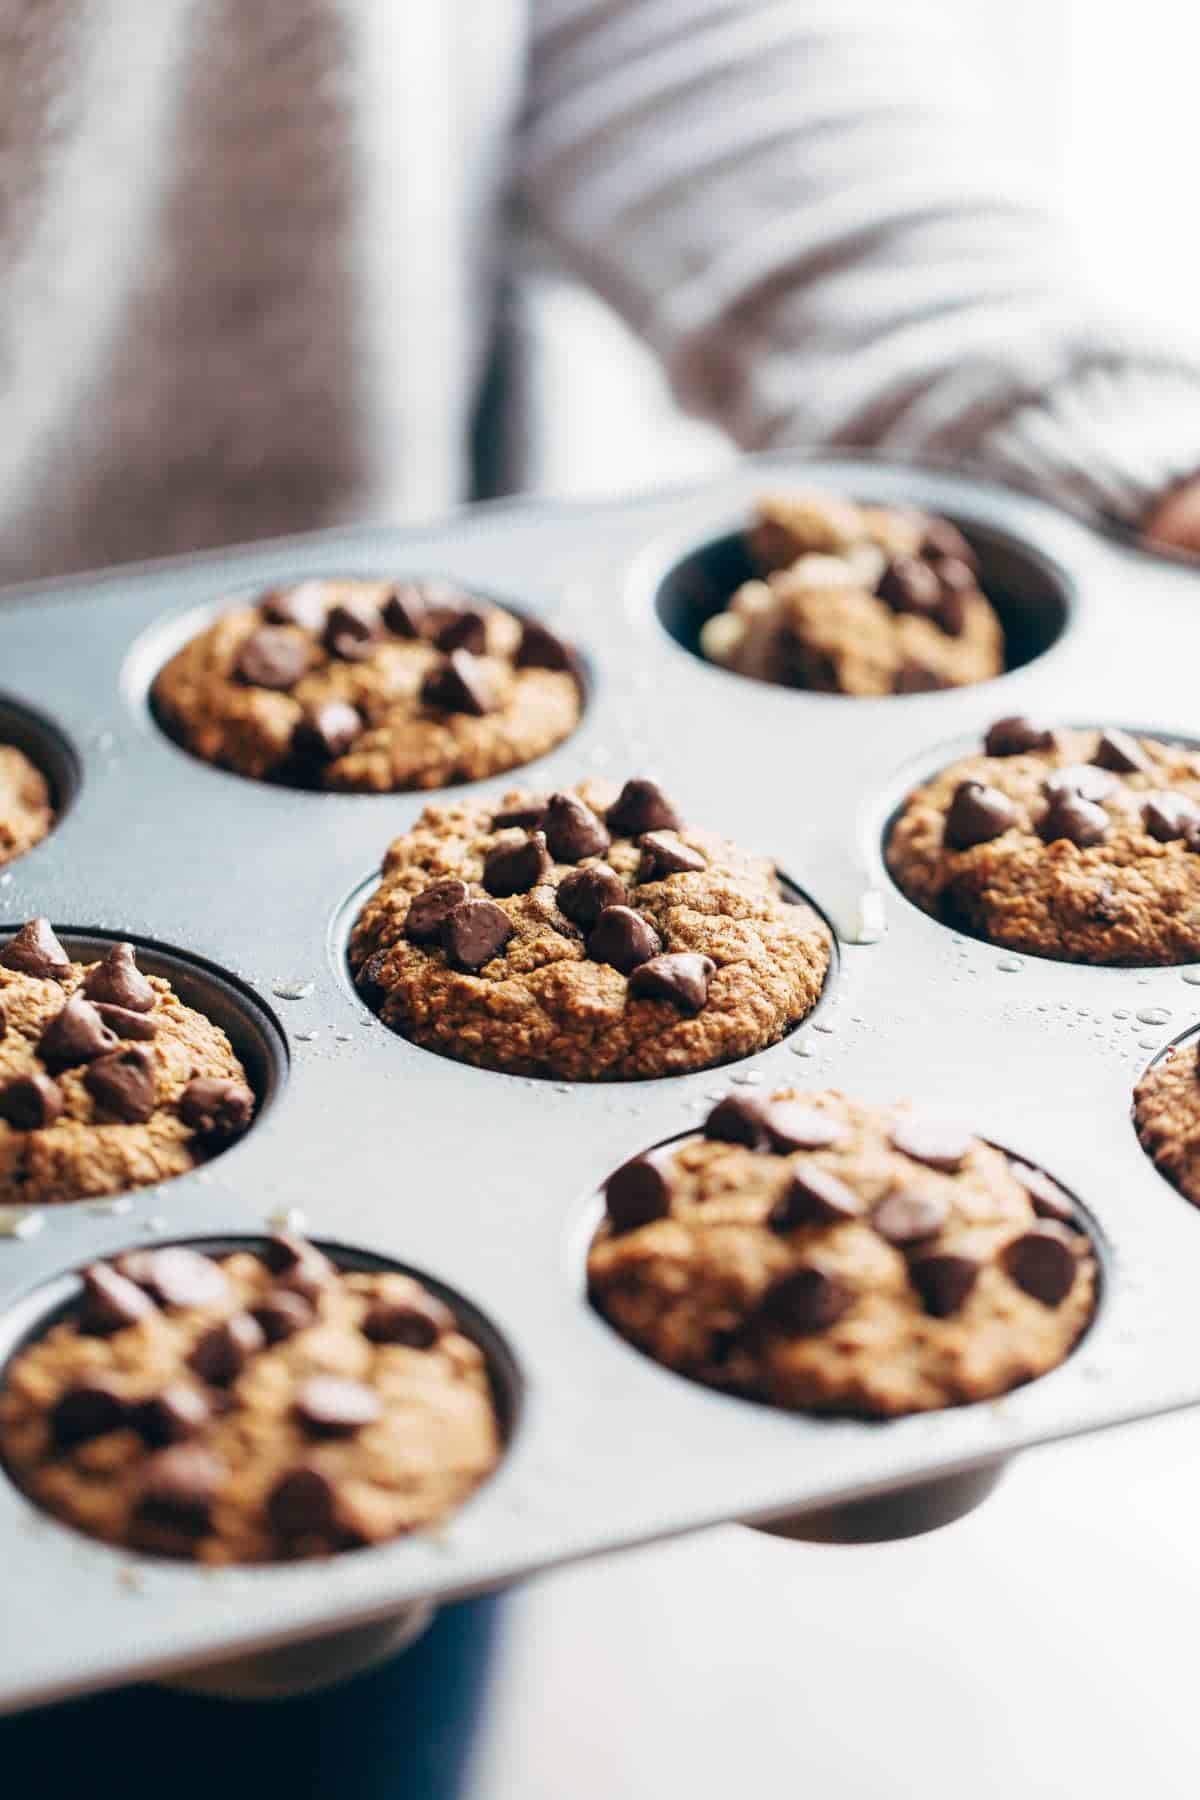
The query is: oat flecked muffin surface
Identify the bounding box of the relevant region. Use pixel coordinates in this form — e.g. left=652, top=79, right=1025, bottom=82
left=1134, top=1042, right=1200, bottom=1208
left=0, top=922, right=255, bottom=1205
left=700, top=492, right=1004, bottom=696
left=0, top=744, right=53, bottom=865
left=888, top=720, right=1200, bottom=964
left=588, top=1089, right=1097, bottom=1417
left=349, top=778, right=832, bottom=1080
left=153, top=577, right=582, bottom=792
left=0, top=1238, right=501, bottom=1562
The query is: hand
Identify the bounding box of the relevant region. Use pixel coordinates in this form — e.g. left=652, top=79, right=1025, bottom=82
left=1143, top=474, right=1200, bottom=555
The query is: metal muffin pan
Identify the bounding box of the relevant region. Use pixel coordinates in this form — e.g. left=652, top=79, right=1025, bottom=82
left=0, top=452, right=1197, bottom=1712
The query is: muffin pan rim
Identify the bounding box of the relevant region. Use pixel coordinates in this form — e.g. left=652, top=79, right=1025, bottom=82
left=0, top=452, right=1195, bottom=1710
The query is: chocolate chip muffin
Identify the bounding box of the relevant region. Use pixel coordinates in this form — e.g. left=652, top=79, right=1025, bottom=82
left=0, top=744, right=53, bottom=865
left=587, top=1090, right=1097, bottom=1417
left=0, top=923, right=255, bottom=1205
left=349, top=779, right=832, bottom=1081
left=0, top=1238, right=501, bottom=1562
left=152, top=578, right=582, bottom=792
left=888, top=721, right=1200, bottom=963
left=1133, top=1041, right=1200, bottom=1207
left=700, top=492, right=1003, bottom=695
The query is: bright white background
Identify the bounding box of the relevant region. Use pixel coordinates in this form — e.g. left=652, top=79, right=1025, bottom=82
left=483, top=9, right=1200, bottom=1796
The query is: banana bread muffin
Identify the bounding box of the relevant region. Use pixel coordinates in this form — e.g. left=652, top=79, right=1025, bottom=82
left=0, top=923, right=255, bottom=1205
left=700, top=491, right=1003, bottom=695
left=0, top=1237, right=501, bottom=1562
left=588, top=1088, right=1097, bottom=1416
left=888, top=720, right=1200, bottom=963
left=153, top=577, right=582, bottom=792
left=349, top=778, right=832, bottom=1080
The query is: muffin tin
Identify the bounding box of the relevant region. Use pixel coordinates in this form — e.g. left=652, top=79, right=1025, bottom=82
left=1, top=453, right=1199, bottom=1711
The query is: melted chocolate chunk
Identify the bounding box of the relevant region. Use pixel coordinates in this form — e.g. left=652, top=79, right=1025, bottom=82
left=586, top=906, right=662, bottom=974
left=0, top=919, right=70, bottom=981
left=557, top=863, right=626, bottom=929
left=483, top=831, right=551, bottom=897
left=235, top=628, right=309, bottom=690
left=944, top=780, right=1016, bottom=850
left=627, top=952, right=714, bottom=1013
left=606, top=780, right=681, bottom=838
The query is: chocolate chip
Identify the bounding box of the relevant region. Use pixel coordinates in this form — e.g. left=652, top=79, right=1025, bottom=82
left=178, top=1076, right=255, bottom=1143
left=769, top=1165, right=863, bottom=1229
left=493, top=798, right=549, bottom=831
left=292, top=701, right=362, bottom=762
left=0, top=1072, right=64, bottom=1129
left=1038, top=791, right=1109, bottom=848
left=761, top=1103, right=847, bottom=1154
left=0, top=919, right=70, bottom=980
left=381, top=584, right=426, bottom=638
left=921, top=518, right=977, bottom=569
left=263, top=1234, right=336, bottom=1301
left=135, top=1248, right=231, bottom=1310
left=892, top=661, right=948, bottom=695
left=51, top=1375, right=128, bottom=1448
left=604, top=1154, right=673, bottom=1233
left=444, top=899, right=514, bottom=972
left=1008, top=1161, right=1075, bottom=1224
left=985, top=716, right=1056, bottom=757
left=516, top=620, right=576, bottom=674
left=557, top=863, right=627, bottom=929
left=1003, top=1226, right=1077, bottom=1306
left=268, top=1465, right=338, bottom=1537
left=136, top=1446, right=223, bottom=1533
left=628, top=951, right=715, bottom=1014
left=187, top=1313, right=266, bottom=1385
left=878, top=556, right=942, bottom=617
left=889, top=1119, right=972, bottom=1171
left=259, top=583, right=328, bottom=631
left=606, top=779, right=681, bottom=838
left=38, top=996, right=118, bottom=1070
left=933, top=584, right=967, bottom=638
left=910, top=1252, right=979, bottom=1317
left=870, top=1185, right=949, bottom=1245
left=761, top=1267, right=854, bottom=1333
left=93, top=1003, right=158, bottom=1042
left=83, top=942, right=156, bottom=1013
left=434, top=608, right=487, bottom=655
left=587, top=905, right=662, bottom=974
left=322, top=598, right=380, bottom=661
left=638, top=832, right=706, bottom=880
left=83, top=1045, right=157, bottom=1123
left=544, top=794, right=610, bottom=863
left=704, top=1094, right=769, bottom=1149
left=421, top=649, right=495, bottom=715
left=362, top=1290, right=453, bottom=1348
left=133, top=1383, right=211, bottom=1449
left=483, top=831, right=551, bottom=897
left=251, top=1289, right=316, bottom=1344
left=79, top=1263, right=157, bottom=1336
left=295, top=1376, right=382, bottom=1437
left=1143, top=792, right=1200, bottom=842
left=404, top=878, right=470, bottom=944
left=1043, top=765, right=1116, bottom=804
left=235, top=627, right=310, bottom=690
left=1093, top=728, right=1151, bottom=775
left=944, top=780, right=1016, bottom=850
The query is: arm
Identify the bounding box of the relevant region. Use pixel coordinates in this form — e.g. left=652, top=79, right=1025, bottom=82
left=520, top=0, right=1200, bottom=532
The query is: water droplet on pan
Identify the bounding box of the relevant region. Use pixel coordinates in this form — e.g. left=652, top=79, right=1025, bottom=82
left=272, top=980, right=315, bottom=1001
left=812, top=1022, right=835, bottom=1035
left=790, top=1040, right=816, bottom=1057
left=996, top=957, right=1023, bottom=973
left=1138, top=1038, right=1160, bottom=1050
left=1136, top=1007, right=1171, bottom=1026
left=1113, top=1009, right=1130, bottom=1020
left=267, top=1207, right=306, bottom=1233
left=1182, top=969, right=1200, bottom=986
left=731, top=1070, right=763, bottom=1086
left=296, top=1030, right=319, bottom=1043
left=88, top=1197, right=133, bottom=1217
left=0, top=1207, right=43, bottom=1240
